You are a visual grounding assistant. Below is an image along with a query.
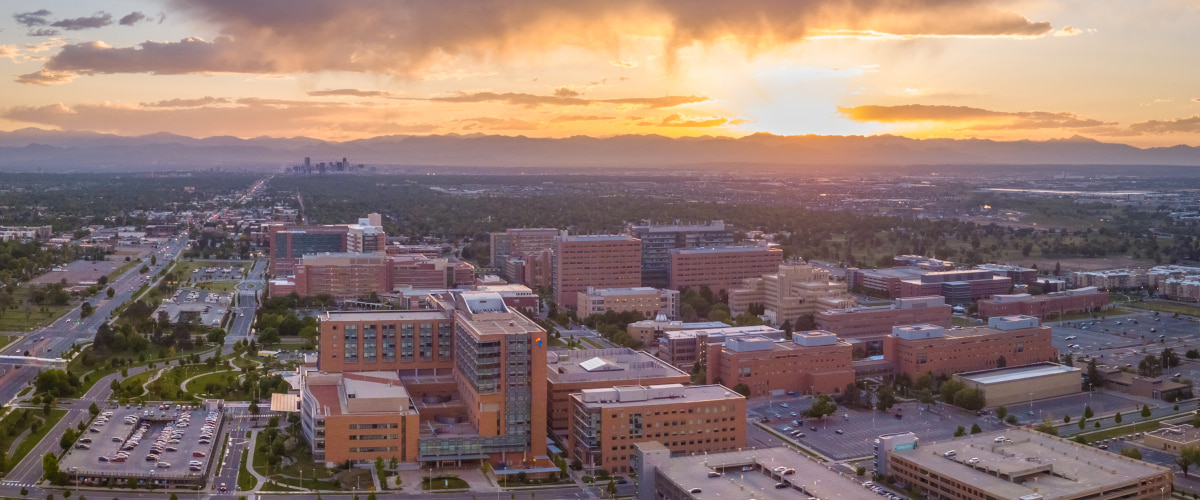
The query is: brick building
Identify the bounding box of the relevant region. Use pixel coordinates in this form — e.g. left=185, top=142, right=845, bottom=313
left=576, top=287, right=680, bottom=320
left=667, top=245, right=783, bottom=295
left=656, top=325, right=782, bottom=370
left=545, top=348, right=689, bottom=435
left=896, top=269, right=1012, bottom=304
left=568, top=384, right=745, bottom=474
left=490, top=228, right=559, bottom=281
left=977, top=287, right=1109, bottom=319
left=629, top=220, right=734, bottom=288
left=883, top=315, right=1056, bottom=378
left=553, top=234, right=642, bottom=309
left=816, top=296, right=952, bottom=344
left=728, top=263, right=855, bottom=327
left=705, top=331, right=855, bottom=397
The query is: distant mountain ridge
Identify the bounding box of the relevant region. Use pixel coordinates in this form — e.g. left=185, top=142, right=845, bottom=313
left=0, top=128, right=1197, bottom=172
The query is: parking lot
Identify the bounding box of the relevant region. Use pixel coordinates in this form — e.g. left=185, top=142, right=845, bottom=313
left=1050, top=309, right=1200, bottom=382
left=156, top=287, right=230, bottom=327
left=59, top=406, right=224, bottom=488
left=750, top=400, right=1007, bottom=460
left=1010, top=391, right=1141, bottom=425
left=191, top=265, right=245, bottom=282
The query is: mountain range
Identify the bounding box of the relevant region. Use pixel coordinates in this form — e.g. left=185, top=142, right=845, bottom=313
left=1, top=128, right=1198, bottom=173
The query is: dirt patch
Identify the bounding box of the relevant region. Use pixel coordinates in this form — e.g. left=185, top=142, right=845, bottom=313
left=1016, top=256, right=1152, bottom=273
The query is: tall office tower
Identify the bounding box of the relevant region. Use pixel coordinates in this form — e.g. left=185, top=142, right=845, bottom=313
left=489, top=228, right=559, bottom=279
left=629, top=220, right=734, bottom=288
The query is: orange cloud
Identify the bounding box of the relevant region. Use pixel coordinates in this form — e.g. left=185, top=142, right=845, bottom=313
left=1129, top=116, right=1200, bottom=135
left=838, top=104, right=1111, bottom=130
left=15, top=69, right=77, bottom=85
left=411, top=91, right=709, bottom=108
left=307, top=89, right=391, bottom=97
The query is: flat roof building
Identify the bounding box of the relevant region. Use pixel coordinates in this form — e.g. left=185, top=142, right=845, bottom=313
left=568, top=384, right=745, bottom=474
left=1144, top=424, right=1200, bottom=455
left=317, top=310, right=454, bottom=373
left=668, top=244, right=783, bottom=295
left=625, top=318, right=730, bottom=349
left=630, top=220, right=734, bottom=288
left=577, top=286, right=680, bottom=320
left=817, top=295, right=952, bottom=346
left=553, top=234, right=642, bottom=309
left=545, top=348, right=689, bottom=435
left=490, top=228, right=559, bottom=282
left=705, top=331, right=855, bottom=396
left=978, top=287, right=1109, bottom=320
left=301, top=371, right=419, bottom=465
left=884, top=316, right=1057, bottom=378
left=886, top=428, right=1172, bottom=500
left=657, top=325, right=783, bottom=370
left=954, top=362, right=1081, bottom=407
left=635, top=444, right=879, bottom=500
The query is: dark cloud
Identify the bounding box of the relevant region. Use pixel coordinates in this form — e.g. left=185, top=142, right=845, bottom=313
left=554, top=87, right=581, bottom=98
left=838, top=104, right=1112, bottom=130
left=27, top=28, right=59, bottom=37
left=29, top=0, right=1054, bottom=77
left=14, top=69, right=76, bottom=85
left=51, top=13, right=113, bottom=31
left=140, top=96, right=231, bottom=108
left=13, top=9, right=52, bottom=27
left=306, top=89, right=391, bottom=97
left=656, top=113, right=731, bottom=127
left=1128, top=116, right=1200, bottom=135
left=119, top=12, right=147, bottom=26
left=412, top=91, right=708, bottom=109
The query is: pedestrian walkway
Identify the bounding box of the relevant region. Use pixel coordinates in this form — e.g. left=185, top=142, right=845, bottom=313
left=243, top=429, right=269, bottom=492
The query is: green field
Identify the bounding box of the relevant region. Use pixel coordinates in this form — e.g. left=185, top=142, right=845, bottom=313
left=12, top=409, right=67, bottom=467
left=424, top=476, right=469, bottom=490
left=0, top=287, right=74, bottom=332
left=1125, top=301, right=1200, bottom=318
left=238, top=446, right=258, bottom=491
left=196, top=281, right=239, bottom=292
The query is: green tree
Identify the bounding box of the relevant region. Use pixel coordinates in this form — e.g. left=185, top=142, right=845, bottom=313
left=732, top=383, right=750, bottom=397
left=89, top=402, right=99, bottom=417
left=954, top=426, right=966, bottom=437
left=1084, top=405, right=1094, bottom=419
left=805, top=395, right=839, bottom=419
left=1141, top=405, right=1152, bottom=418
left=996, top=405, right=1007, bottom=420
left=106, top=287, right=114, bottom=299
left=953, top=389, right=986, bottom=411
left=1179, top=447, right=1200, bottom=476
left=1034, top=418, right=1058, bottom=436
left=970, top=423, right=982, bottom=434
left=1063, top=414, right=1071, bottom=424
left=876, top=385, right=897, bottom=412
left=1115, top=411, right=1123, bottom=424
left=1120, top=448, right=1142, bottom=460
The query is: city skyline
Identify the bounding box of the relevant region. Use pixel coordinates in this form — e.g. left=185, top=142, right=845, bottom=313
left=0, top=1, right=1198, bottom=147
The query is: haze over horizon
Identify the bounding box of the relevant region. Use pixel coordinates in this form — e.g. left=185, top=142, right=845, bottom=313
left=2, top=0, right=1199, bottom=151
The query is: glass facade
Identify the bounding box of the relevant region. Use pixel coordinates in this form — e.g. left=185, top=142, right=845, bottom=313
left=363, top=324, right=377, bottom=363
left=401, top=323, right=414, bottom=361
left=344, top=324, right=358, bottom=363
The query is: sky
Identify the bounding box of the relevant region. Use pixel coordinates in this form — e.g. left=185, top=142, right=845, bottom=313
left=1, top=0, right=1199, bottom=146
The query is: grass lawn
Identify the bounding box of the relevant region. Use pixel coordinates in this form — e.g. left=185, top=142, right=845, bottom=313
left=423, top=476, right=469, bottom=490
left=0, top=289, right=73, bottom=332
left=231, top=355, right=258, bottom=370
left=0, top=335, right=15, bottom=350
left=189, top=370, right=253, bottom=400
left=1046, top=307, right=1134, bottom=322
left=13, top=409, right=67, bottom=466
left=259, top=481, right=304, bottom=492
left=581, top=337, right=603, bottom=349
left=106, top=258, right=140, bottom=282
left=1126, top=301, right=1200, bottom=318
left=1072, top=418, right=1165, bottom=442
left=253, top=427, right=338, bottom=488
left=238, top=448, right=258, bottom=491
left=196, top=281, right=239, bottom=292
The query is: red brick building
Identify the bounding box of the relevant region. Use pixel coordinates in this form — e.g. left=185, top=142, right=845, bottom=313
left=668, top=245, right=783, bottom=295
left=705, top=331, right=855, bottom=396
left=884, top=315, right=1057, bottom=378
left=816, top=296, right=952, bottom=342
left=977, top=287, right=1108, bottom=319
left=553, top=235, right=642, bottom=309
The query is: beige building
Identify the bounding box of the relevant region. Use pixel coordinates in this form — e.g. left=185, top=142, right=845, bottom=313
left=1144, top=424, right=1200, bottom=455
left=625, top=318, right=733, bottom=348
left=545, top=348, right=689, bottom=436
left=954, top=362, right=1081, bottom=407
left=729, top=263, right=855, bottom=327
left=576, top=287, right=680, bottom=320
left=887, top=428, right=1173, bottom=500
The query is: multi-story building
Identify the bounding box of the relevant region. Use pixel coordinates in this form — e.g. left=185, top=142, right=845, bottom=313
left=885, top=428, right=1172, bottom=500
left=293, top=252, right=390, bottom=301
left=553, top=234, right=642, bottom=309
left=845, top=266, right=928, bottom=297
left=668, top=245, right=783, bottom=295
left=346, top=213, right=386, bottom=253
left=506, top=249, right=554, bottom=289
left=975, top=264, right=1038, bottom=285
left=568, top=384, right=745, bottom=474
left=0, top=225, right=54, bottom=241
left=545, top=348, right=689, bottom=435
left=657, top=325, right=782, bottom=370
left=629, top=220, right=734, bottom=288
left=269, top=225, right=350, bottom=275
left=977, top=287, right=1109, bottom=319
left=728, top=263, right=855, bottom=327
left=893, top=255, right=954, bottom=270
left=896, top=269, right=1012, bottom=304
left=1162, top=278, right=1200, bottom=302
left=301, top=371, right=420, bottom=465
left=705, top=331, right=855, bottom=396
left=576, top=287, right=680, bottom=320
left=883, top=315, right=1057, bottom=378
left=490, top=228, right=559, bottom=280
left=305, top=292, right=550, bottom=472
left=316, top=310, right=454, bottom=373
left=817, top=296, right=952, bottom=350
left=389, top=254, right=475, bottom=289
left=625, top=318, right=734, bottom=348
left=473, top=284, right=538, bottom=314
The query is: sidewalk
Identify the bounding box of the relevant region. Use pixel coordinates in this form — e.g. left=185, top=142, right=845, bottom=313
left=244, top=429, right=269, bottom=492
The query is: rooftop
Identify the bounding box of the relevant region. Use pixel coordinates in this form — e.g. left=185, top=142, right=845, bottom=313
left=957, top=363, right=1080, bottom=385
left=576, top=384, right=742, bottom=408
left=546, top=348, right=688, bottom=384
left=650, top=446, right=878, bottom=500
left=582, top=286, right=666, bottom=297
left=671, top=245, right=777, bottom=255
left=894, top=428, right=1169, bottom=500
left=662, top=325, right=781, bottom=340
left=560, top=234, right=638, bottom=242
left=321, top=310, right=448, bottom=322
left=1146, top=424, right=1200, bottom=444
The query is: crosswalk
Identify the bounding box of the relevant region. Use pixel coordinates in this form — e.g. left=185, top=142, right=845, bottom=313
left=1, top=480, right=37, bottom=488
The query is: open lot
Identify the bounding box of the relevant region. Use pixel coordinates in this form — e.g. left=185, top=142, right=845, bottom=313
left=31, top=259, right=121, bottom=286
left=750, top=400, right=1007, bottom=460
left=156, top=287, right=231, bottom=327
left=1009, top=391, right=1139, bottom=425
left=60, top=406, right=224, bottom=488
left=1050, top=310, right=1200, bottom=377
